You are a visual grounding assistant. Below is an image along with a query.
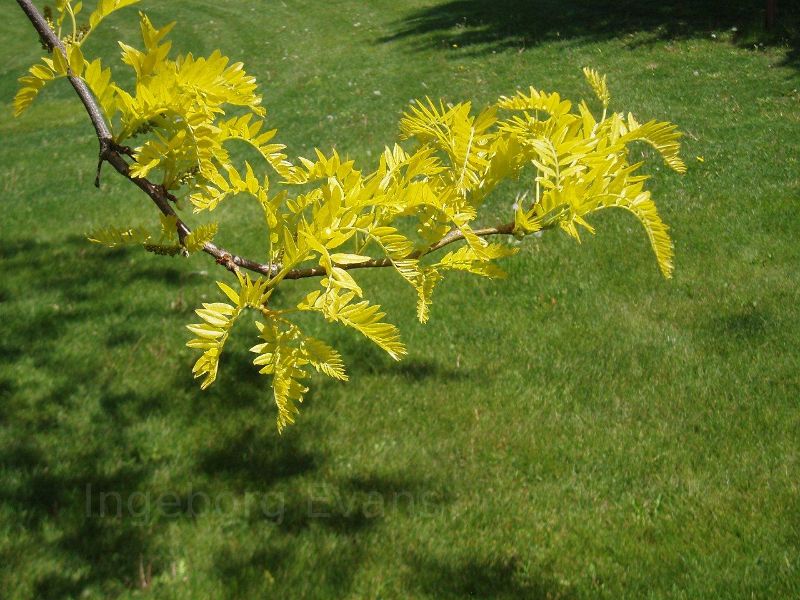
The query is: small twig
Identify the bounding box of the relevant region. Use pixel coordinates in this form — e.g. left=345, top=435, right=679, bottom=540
left=282, top=222, right=517, bottom=279
left=94, top=154, right=104, bottom=188
left=111, top=142, right=135, bottom=157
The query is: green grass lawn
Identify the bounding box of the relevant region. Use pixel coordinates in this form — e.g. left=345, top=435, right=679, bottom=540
left=1, top=1, right=799, bottom=598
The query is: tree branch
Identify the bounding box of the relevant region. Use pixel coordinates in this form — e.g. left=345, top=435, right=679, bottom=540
left=15, top=0, right=284, bottom=277
left=16, top=0, right=521, bottom=284
left=283, top=222, right=516, bottom=279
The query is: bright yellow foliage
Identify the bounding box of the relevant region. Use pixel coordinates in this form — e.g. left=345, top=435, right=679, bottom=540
left=16, top=2, right=687, bottom=431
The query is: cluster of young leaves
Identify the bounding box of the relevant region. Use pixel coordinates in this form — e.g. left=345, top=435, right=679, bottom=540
left=14, top=0, right=139, bottom=117
left=15, top=2, right=686, bottom=431
left=86, top=213, right=217, bottom=255
left=498, top=71, right=686, bottom=277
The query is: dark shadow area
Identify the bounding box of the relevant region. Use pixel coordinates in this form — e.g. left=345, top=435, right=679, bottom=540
left=0, top=235, right=457, bottom=598
left=717, top=307, right=770, bottom=340
left=382, top=0, right=800, bottom=69
left=394, top=358, right=472, bottom=382
left=0, top=438, right=152, bottom=597
left=0, top=236, right=195, bottom=307
left=0, top=230, right=586, bottom=599
left=198, top=424, right=318, bottom=491
left=213, top=540, right=364, bottom=599
left=0, top=236, right=261, bottom=595
left=702, top=303, right=773, bottom=358
left=406, top=553, right=576, bottom=599
left=258, top=471, right=450, bottom=537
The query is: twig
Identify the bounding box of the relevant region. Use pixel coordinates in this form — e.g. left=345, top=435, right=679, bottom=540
left=15, top=0, right=521, bottom=283
left=16, top=0, right=283, bottom=276
left=283, top=222, right=516, bottom=279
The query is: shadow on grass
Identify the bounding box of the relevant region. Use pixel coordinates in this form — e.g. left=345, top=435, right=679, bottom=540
left=0, top=235, right=459, bottom=597
left=0, top=238, right=176, bottom=594
left=381, top=0, right=800, bottom=69
left=406, top=553, right=576, bottom=599
left=716, top=307, right=770, bottom=340
left=0, top=436, right=152, bottom=597
left=701, top=303, right=772, bottom=359
left=198, top=423, right=318, bottom=491
left=394, top=358, right=471, bottom=382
